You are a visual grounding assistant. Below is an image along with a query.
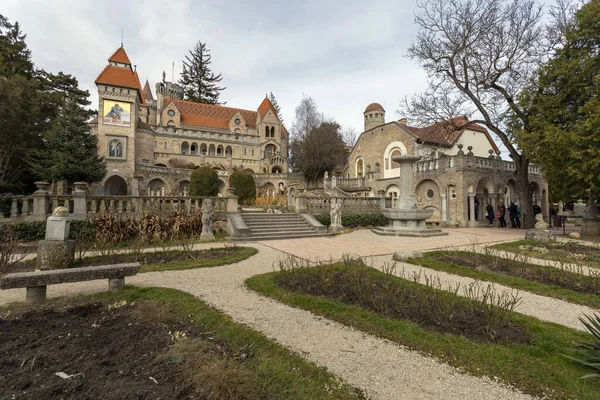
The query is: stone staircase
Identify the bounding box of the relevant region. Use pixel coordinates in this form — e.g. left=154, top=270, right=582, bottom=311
left=232, top=212, right=332, bottom=242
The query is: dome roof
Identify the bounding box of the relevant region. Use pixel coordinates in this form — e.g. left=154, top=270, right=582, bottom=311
left=364, top=103, right=385, bottom=113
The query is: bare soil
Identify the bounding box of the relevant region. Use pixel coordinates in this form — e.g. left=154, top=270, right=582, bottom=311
left=432, top=252, right=600, bottom=294
left=0, top=300, right=248, bottom=400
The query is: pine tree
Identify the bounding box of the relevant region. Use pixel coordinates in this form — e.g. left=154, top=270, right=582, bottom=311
left=179, top=41, right=225, bottom=105
left=268, top=92, right=284, bottom=124
left=28, top=72, right=106, bottom=187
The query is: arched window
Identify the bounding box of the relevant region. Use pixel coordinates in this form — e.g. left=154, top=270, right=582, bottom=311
left=181, top=141, right=189, bottom=155
left=200, top=143, right=207, bottom=155
left=209, top=144, right=216, bottom=156
left=108, top=140, right=123, bottom=158
left=265, top=144, right=277, bottom=158
left=163, top=141, right=167, bottom=150
left=265, top=126, right=269, bottom=137
left=167, top=120, right=175, bottom=127
left=390, top=149, right=402, bottom=168
left=270, top=126, right=275, bottom=137
left=190, top=143, right=198, bottom=155
left=217, top=145, right=223, bottom=156
left=356, top=158, right=364, bottom=178
left=225, top=146, right=232, bottom=157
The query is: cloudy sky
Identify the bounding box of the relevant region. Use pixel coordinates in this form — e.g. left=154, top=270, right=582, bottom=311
left=3, top=0, right=433, bottom=136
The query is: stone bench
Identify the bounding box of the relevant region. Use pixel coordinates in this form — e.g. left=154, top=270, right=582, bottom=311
left=0, top=263, right=140, bottom=303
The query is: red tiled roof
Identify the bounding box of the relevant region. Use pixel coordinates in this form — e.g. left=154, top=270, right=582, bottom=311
left=142, top=79, right=154, bottom=100
left=88, top=116, right=98, bottom=124
left=364, top=103, right=385, bottom=113
left=258, top=97, right=273, bottom=119
left=108, top=47, right=131, bottom=65
left=133, top=71, right=147, bottom=106
left=166, top=98, right=258, bottom=130
left=404, top=116, right=499, bottom=152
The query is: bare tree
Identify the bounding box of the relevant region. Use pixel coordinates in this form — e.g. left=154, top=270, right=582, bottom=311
left=401, top=0, right=558, bottom=228
left=291, top=96, right=321, bottom=140
left=341, top=125, right=358, bottom=147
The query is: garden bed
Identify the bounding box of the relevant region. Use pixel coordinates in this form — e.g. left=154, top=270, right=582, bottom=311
left=0, top=288, right=364, bottom=400
left=491, top=240, right=600, bottom=268
left=407, top=251, right=600, bottom=308
left=10, top=246, right=258, bottom=275
left=246, top=260, right=598, bottom=399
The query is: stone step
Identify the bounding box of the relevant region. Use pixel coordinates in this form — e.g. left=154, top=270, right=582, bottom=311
left=244, top=222, right=310, bottom=228
left=249, top=227, right=316, bottom=234
left=232, top=232, right=333, bottom=242
left=241, top=215, right=302, bottom=220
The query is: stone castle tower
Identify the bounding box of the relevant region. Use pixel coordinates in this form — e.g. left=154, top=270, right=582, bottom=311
left=363, top=103, right=385, bottom=131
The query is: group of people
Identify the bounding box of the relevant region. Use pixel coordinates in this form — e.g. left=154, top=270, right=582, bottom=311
left=486, top=201, right=524, bottom=228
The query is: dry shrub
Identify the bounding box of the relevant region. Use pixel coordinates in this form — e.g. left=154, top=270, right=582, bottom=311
left=171, top=340, right=261, bottom=400
left=0, top=226, right=28, bottom=275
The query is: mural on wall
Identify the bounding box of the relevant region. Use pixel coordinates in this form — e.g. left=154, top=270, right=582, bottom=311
left=103, top=102, right=131, bottom=126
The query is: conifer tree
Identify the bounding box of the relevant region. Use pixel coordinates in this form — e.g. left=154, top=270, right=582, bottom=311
left=268, top=92, right=284, bottom=124
left=179, top=41, right=225, bottom=105
left=28, top=72, right=106, bottom=187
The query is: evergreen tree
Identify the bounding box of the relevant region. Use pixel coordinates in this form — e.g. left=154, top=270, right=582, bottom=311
left=189, top=166, right=220, bottom=196
left=0, top=15, right=45, bottom=193
left=28, top=72, right=106, bottom=186
left=517, top=0, right=600, bottom=201
left=229, top=171, right=256, bottom=205
left=268, top=92, right=284, bottom=124
left=179, top=41, right=225, bottom=105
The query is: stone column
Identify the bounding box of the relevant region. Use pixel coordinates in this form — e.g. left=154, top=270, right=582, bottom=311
left=72, top=182, right=88, bottom=220
left=295, top=195, right=307, bottom=214
left=440, top=193, right=448, bottom=223
left=10, top=197, right=19, bottom=218
left=467, top=192, right=476, bottom=227
left=226, top=188, right=239, bottom=214
left=32, top=181, right=50, bottom=221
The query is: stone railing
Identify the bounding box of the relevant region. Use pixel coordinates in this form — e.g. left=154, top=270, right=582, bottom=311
left=412, top=153, right=542, bottom=176
left=295, top=195, right=382, bottom=215
left=1, top=182, right=239, bottom=222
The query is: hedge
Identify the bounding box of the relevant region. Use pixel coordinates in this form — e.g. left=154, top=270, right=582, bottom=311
left=314, top=212, right=389, bottom=228
left=0, top=220, right=94, bottom=242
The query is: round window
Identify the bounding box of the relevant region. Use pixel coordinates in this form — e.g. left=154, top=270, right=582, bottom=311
left=426, top=189, right=435, bottom=199
left=167, top=110, right=175, bottom=117
left=235, top=118, right=241, bottom=125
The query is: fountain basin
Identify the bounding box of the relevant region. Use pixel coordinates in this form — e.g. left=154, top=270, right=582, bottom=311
left=371, top=208, right=448, bottom=237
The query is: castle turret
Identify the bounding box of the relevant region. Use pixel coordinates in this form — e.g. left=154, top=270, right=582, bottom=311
left=364, top=103, right=385, bottom=131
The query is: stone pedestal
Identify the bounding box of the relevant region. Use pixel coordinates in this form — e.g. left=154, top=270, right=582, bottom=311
left=26, top=286, right=47, bottom=303
left=582, top=219, right=600, bottom=236
left=37, top=240, right=76, bottom=270
left=45, top=217, right=71, bottom=240
left=200, top=231, right=215, bottom=241
left=329, top=224, right=344, bottom=233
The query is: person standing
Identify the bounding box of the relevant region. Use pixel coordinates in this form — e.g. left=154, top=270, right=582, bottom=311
left=515, top=204, right=521, bottom=228
left=508, top=202, right=517, bottom=228
left=497, top=202, right=507, bottom=227
left=486, top=203, right=495, bottom=226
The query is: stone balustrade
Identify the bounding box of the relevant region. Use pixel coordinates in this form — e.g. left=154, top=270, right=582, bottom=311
left=296, top=195, right=381, bottom=215
left=412, top=154, right=542, bottom=176
left=1, top=181, right=236, bottom=222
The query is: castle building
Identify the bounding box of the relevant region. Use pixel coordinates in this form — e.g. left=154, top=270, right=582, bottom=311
left=336, top=103, right=549, bottom=226
left=90, top=47, right=289, bottom=196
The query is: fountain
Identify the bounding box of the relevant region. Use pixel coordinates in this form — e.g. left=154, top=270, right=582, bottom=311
left=372, top=155, right=448, bottom=237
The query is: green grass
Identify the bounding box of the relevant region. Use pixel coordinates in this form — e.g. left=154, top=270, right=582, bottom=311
left=407, top=251, right=600, bottom=308
left=138, top=247, right=258, bottom=273
left=246, top=269, right=599, bottom=400
left=491, top=240, right=600, bottom=268
left=0, top=287, right=364, bottom=400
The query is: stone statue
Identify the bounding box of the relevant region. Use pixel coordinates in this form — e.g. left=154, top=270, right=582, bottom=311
left=324, top=171, right=329, bottom=180
left=52, top=206, right=69, bottom=218
left=330, top=198, right=343, bottom=231
left=534, top=213, right=549, bottom=230
left=200, top=199, right=214, bottom=239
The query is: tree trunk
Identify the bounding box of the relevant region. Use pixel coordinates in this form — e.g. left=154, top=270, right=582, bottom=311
left=514, top=157, right=534, bottom=229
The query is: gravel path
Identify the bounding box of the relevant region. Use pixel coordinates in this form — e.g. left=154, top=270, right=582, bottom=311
left=0, top=243, right=533, bottom=400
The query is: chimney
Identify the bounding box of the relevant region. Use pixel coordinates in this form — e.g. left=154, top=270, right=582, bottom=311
left=398, top=118, right=407, bottom=125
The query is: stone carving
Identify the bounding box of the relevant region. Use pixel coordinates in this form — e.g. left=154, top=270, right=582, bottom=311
left=534, top=213, right=549, bottom=230
left=330, top=198, right=343, bottom=232
left=200, top=199, right=214, bottom=240
left=52, top=206, right=69, bottom=218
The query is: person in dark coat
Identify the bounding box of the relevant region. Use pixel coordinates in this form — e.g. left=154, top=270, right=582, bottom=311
left=497, top=202, right=507, bottom=227
left=508, top=202, right=517, bottom=228
left=486, top=203, right=495, bottom=226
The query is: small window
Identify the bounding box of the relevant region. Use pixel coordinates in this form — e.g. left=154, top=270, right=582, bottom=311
left=167, top=120, right=175, bottom=127
left=168, top=109, right=175, bottom=117
left=235, top=118, right=240, bottom=125
left=426, top=189, right=435, bottom=200
left=142, top=159, right=149, bottom=164
left=251, top=150, right=254, bottom=156
left=108, top=139, right=123, bottom=158
left=244, top=148, right=247, bottom=156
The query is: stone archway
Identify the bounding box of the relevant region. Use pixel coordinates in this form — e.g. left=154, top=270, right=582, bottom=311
left=104, top=175, right=128, bottom=195
left=259, top=182, right=276, bottom=196
left=148, top=178, right=166, bottom=197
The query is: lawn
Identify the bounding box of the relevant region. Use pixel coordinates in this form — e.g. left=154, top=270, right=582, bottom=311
left=0, top=287, right=365, bottom=400
left=246, top=260, right=599, bottom=400
left=407, top=250, right=600, bottom=308
left=491, top=240, right=600, bottom=268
